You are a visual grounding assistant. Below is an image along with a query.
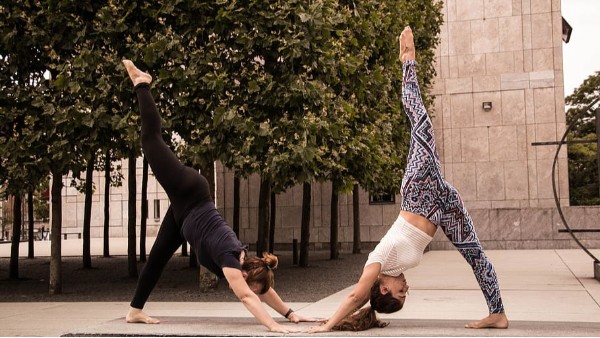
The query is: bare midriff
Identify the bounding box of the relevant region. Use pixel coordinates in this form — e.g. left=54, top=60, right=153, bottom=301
left=399, top=210, right=437, bottom=237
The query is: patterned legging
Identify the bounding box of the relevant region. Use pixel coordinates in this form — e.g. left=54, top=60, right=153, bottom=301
left=400, top=60, right=504, bottom=314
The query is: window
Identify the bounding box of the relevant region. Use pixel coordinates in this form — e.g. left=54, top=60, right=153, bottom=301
left=153, top=199, right=160, bottom=220
left=369, top=192, right=396, bottom=204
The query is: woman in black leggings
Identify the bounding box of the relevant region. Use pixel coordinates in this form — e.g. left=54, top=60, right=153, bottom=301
left=122, top=60, right=312, bottom=333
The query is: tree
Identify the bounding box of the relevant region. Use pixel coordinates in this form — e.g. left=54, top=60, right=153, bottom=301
left=152, top=1, right=348, bottom=259
left=0, top=0, right=117, bottom=291
left=300, top=182, right=311, bottom=267
left=0, top=1, right=85, bottom=281
left=82, top=153, right=95, bottom=268
left=41, top=1, right=103, bottom=294
left=0, top=1, right=54, bottom=279
left=157, top=0, right=442, bottom=262
left=9, top=195, right=22, bottom=279
left=127, top=153, right=137, bottom=278
left=92, top=0, right=170, bottom=276
left=352, top=184, right=360, bottom=253
left=308, top=0, right=443, bottom=259
left=566, top=71, right=600, bottom=205
left=27, top=190, right=34, bottom=258
left=101, top=150, right=124, bottom=257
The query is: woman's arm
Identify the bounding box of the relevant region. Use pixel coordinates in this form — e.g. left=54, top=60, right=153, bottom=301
left=259, top=287, right=320, bottom=323
left=222, top=267, right=297, bottom=333
left=306, top=263, right=381, bottom=333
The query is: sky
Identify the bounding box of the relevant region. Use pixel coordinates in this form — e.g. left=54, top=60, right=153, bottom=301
left=561, top=0, right=600, bottom=97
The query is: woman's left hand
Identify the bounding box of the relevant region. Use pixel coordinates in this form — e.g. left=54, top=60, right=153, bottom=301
left=288, top=312, right=323, bottom=323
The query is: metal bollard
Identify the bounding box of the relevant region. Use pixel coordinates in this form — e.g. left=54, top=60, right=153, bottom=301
left=292, top=239, right=298, bottom=265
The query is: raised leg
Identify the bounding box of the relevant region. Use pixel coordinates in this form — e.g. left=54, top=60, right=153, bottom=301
left=399, top=27, right=445, bottom=225
left=122, top=60, right=212, bottom=218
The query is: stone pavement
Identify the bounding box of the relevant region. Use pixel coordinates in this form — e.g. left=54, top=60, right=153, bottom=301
left=1, top=238, right=600, bottom=336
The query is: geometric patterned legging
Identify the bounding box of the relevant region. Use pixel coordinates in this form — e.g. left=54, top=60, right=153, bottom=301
left=400, top=60, right=505, bottom=314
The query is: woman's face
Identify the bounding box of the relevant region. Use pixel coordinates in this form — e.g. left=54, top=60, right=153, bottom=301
left=247, top=282, right=263, bottom=295
left=241, top=271, right=264, bottom=295
left=381, top=273, right=410, bottom=302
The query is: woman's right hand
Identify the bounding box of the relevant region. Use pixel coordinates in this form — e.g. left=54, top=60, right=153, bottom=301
left=288, top=312, right=323, bottom=323
left=305, top=323, right=332, bottom=334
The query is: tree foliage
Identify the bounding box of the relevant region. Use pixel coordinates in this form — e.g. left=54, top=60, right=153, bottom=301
left=0, top=0, right=444, bottom=271
left=145, top=0, right=443, bottom=195
left=565, top=71, right=600, bottom=205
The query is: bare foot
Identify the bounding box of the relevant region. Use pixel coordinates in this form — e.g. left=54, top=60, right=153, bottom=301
left=122, top=59, right=152, bottom=87
left=465, top=313, right=508, bottom=329
left=398, top=26, right=415, bottom=62
left=126, top=307, right=160, bottom=324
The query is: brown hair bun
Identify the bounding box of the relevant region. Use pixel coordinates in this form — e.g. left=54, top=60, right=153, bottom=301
left=262, top=252, right=279, bottom=270
left=242, top=253, right=278, bottom=294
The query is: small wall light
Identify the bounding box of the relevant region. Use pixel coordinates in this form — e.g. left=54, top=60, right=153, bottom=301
left=562, top=17, right=572, bottom=43
left=482, top=101, right=493, bottom=112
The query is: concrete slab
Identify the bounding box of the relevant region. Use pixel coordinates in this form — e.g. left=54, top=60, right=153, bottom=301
left=63, top=317, right=600, bottom=337
left=408, top=250, right=583, bottom=291
left=0, top=302, right=126, bottom=337
left=2, top=244, right=600, bottom=336
left=301, top=249, right=600, bottom=323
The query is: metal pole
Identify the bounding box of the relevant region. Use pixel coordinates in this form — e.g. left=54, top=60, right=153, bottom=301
left=292, top=239, right=298, bottom=265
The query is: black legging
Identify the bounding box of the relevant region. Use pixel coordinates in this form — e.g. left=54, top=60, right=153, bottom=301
left=130, top=84, right=212, bottom=309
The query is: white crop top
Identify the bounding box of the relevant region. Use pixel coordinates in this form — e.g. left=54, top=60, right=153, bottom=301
left=365, top=214, right=433, bottom=276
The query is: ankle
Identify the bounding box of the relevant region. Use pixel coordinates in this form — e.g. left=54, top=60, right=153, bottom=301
left=132, top=76, right=152, bottom=88
left=122, top=59, right=152, bottom=87
left=128, top=307, right=141, bottom=315
left=401, top=45, right=415, bottom=62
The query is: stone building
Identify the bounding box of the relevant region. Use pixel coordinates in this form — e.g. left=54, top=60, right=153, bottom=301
left=59, top=0, right=600, bottom=250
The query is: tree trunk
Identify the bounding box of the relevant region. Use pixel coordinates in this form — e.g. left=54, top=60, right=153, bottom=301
left=140, top=156, right=148, bottom=262
left=233, top=175, right=240, bottom=237
left=190, top=250, right=198, bottom=268
left=256, top=177, right=271, bottom=256
left=299, top=182, right=311, bottom=267
left=1, top=212, right=5, bottom=241
left=194, top=162, right=214, bottom=268
left=203, top=163, right=215, bottom=200
left=83, top=153, right=95, bottom=268
left=49, top=173, right=63, bottom=294
left=181, top=239, right=188, bottom=256
left=352, top=184, right=361, bottom=254
left=127, top=153, right=138, bottom=278
left=103, top=149, right=111, bottom=257
left=9, top=194, right=22, bottom=279
left=269, top=191, right=276, bottom=253
left=27, top=190, right=34, bottom=259
left=330, top=182, right=339, bottom=260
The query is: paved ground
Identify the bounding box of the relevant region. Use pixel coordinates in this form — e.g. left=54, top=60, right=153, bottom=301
left=1, top=238, right=600, bottom=336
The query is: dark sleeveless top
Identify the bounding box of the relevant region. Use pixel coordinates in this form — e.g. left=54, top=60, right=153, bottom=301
left=181, top=202, right=246, bottom=278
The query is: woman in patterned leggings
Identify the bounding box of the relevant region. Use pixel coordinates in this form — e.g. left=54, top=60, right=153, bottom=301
left=308, top=27, right=508, bottom=333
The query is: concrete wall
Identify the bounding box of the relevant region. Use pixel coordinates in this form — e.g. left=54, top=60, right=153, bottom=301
left=57, top=167, right=165, bottom=239
left=432, top=0, right=570, bottom=210
left=216, top=162, right=600, bottom=251
left=430, top=206, right=600, bottom=250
